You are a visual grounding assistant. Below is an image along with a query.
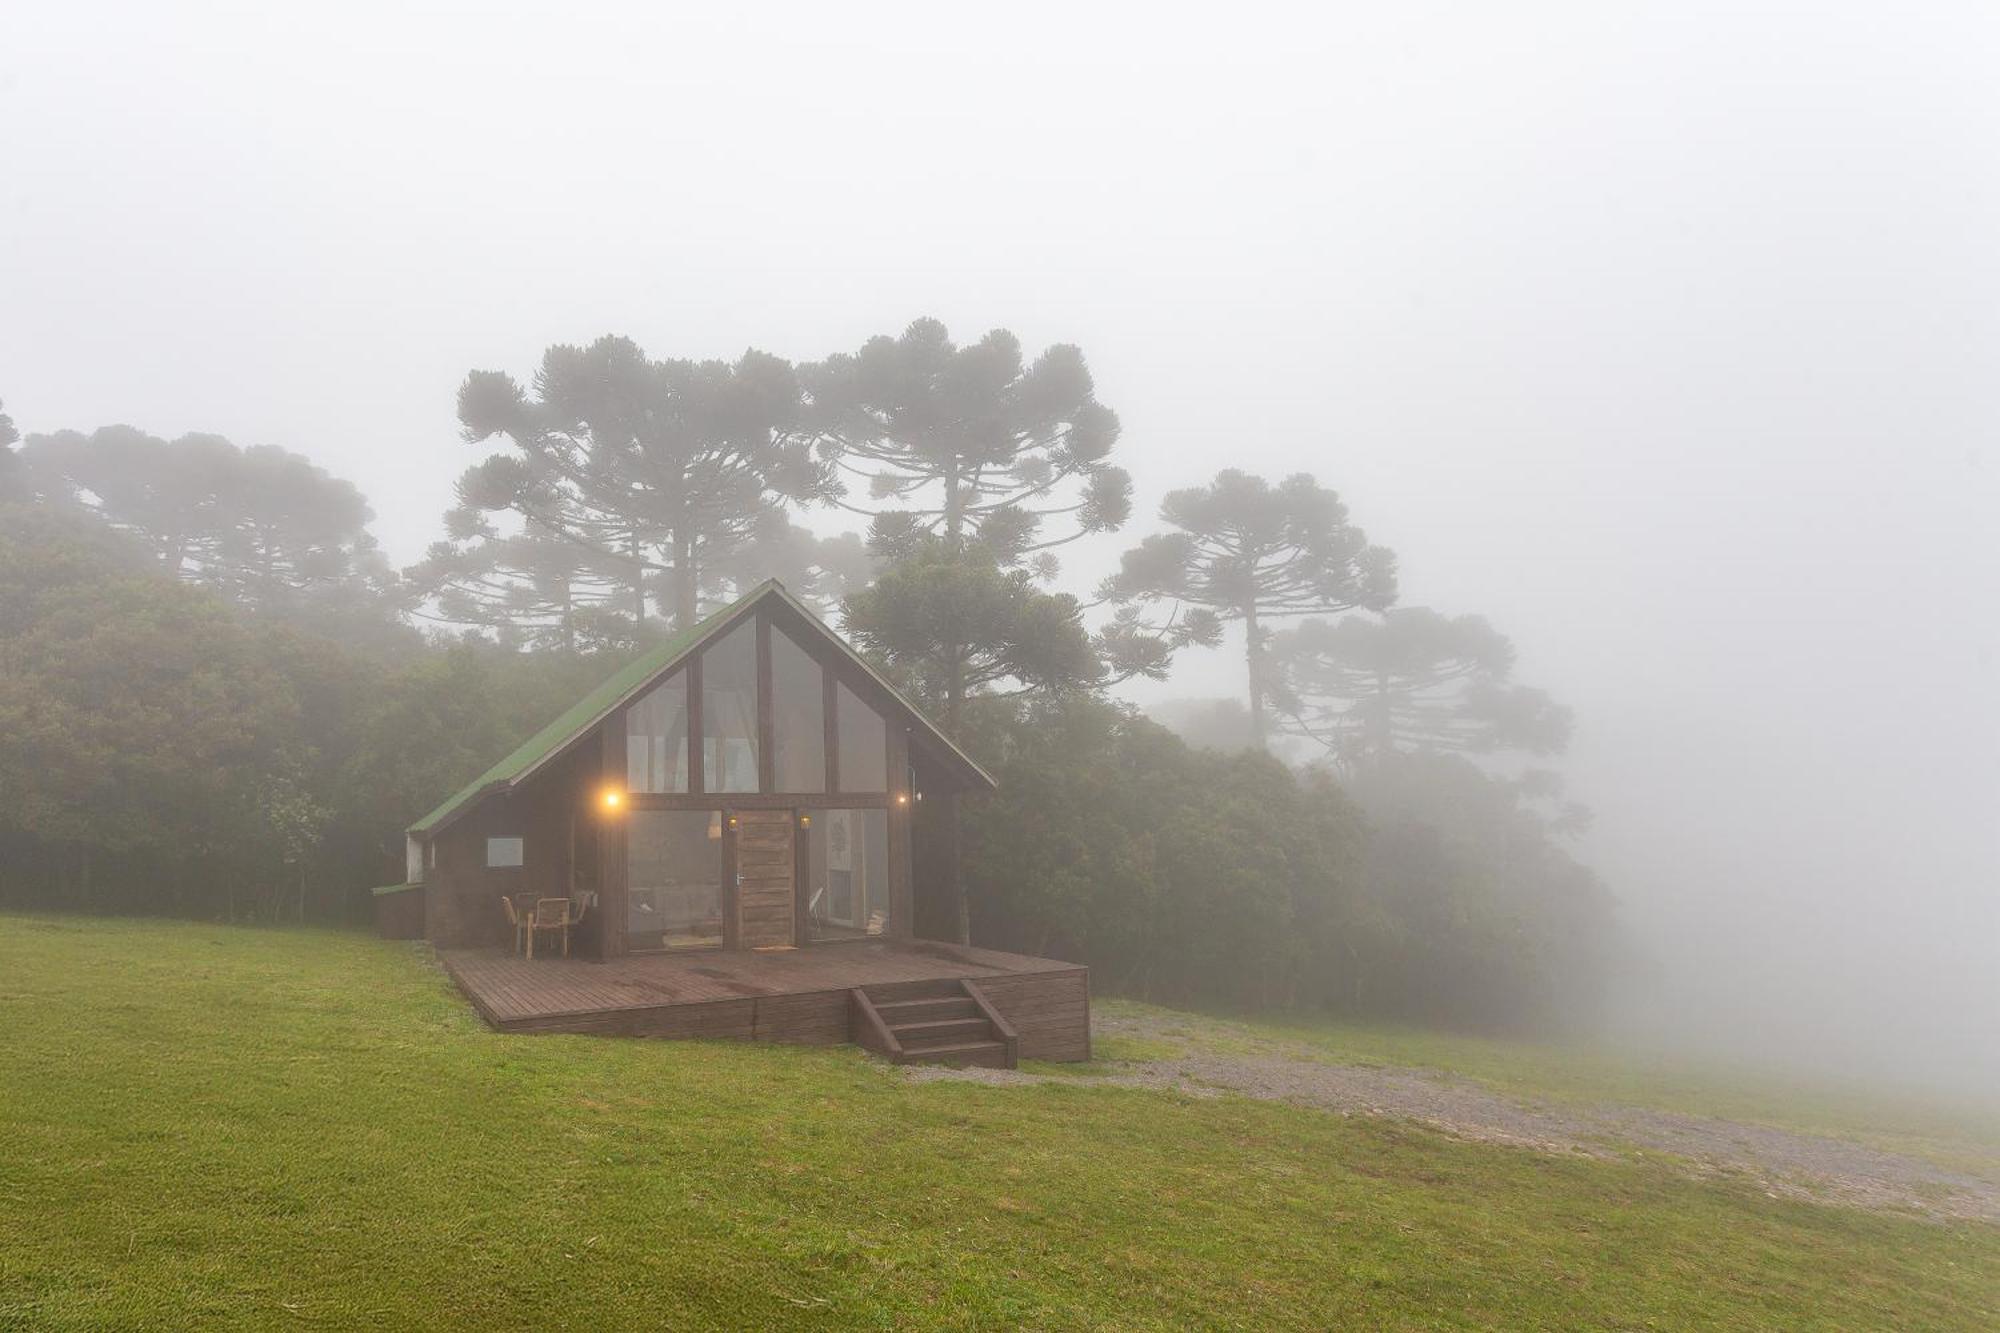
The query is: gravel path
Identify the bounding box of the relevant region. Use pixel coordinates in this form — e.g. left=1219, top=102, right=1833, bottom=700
left=905, top=1010, right=2000, bottom=1223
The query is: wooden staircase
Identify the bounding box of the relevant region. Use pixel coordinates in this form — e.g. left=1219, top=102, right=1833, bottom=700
left=850, top=978, right=1019, bottom=1069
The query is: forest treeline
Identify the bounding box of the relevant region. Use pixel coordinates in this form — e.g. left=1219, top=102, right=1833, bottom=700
left=0, top=329, right=1616, bottom=1031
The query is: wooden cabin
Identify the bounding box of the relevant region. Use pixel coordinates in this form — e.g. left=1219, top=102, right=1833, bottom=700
left=375, top=579, right=1088, bottom=1067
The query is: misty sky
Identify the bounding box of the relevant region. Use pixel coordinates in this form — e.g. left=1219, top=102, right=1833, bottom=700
left=4, top=3, right=1995, bottom=1093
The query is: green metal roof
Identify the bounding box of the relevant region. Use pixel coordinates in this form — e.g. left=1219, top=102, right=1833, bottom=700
left=405, top=578, right=996, bottom=840
left=406, top=588, right=751, bottom=836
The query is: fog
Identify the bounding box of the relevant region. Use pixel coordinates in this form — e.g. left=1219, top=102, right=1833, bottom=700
left=5, top=4, right=1995, bottom=1097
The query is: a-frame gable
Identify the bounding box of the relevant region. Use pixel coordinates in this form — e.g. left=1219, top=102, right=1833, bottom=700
left=408, top=579, right=992, bottom=840
left=755, top=581, right=995, bottom=794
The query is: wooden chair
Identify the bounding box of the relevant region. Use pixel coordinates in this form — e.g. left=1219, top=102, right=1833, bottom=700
left=500, top=895, right=526, bottom=956
left=527, top=897, right=571, bottom=959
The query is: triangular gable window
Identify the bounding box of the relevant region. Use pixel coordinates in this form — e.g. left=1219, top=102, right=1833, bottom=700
left=627, top=670, right=690, bottom=794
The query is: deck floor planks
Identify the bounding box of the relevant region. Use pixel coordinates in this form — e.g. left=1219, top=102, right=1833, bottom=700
left=438, top=939, right=1086, bottom=1049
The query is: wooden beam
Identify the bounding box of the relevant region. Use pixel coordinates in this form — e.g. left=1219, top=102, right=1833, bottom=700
left=721, top=808, right=739, bottom=951
left=755, top=611, right=775, bottom=795
left=599, top=720, right=628, bottom=959
left=624, top=792, right=888, bottom=812
left=686, top=649, right=705, bottom=796
left=887, top=725, right=913, bottom=940
left=822, top=652, right=839, bottom=795
left=793, top=809, right=812, bottom=947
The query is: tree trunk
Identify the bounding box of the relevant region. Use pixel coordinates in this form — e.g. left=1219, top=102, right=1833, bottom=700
left=1244, top=602, right=1267, bottom=749
left=945, top=653, right=964, bottom=736
left=629, top=532, right=646, bottom=630
left=675, top=531, right=699, bottom=630
left=943, top=463, right=964, bottom=550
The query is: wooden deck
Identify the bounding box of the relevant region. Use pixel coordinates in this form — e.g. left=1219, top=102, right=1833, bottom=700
left=438, top=938, right=1091, bottom=1061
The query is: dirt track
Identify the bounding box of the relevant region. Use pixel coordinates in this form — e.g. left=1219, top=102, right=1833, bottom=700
left=906, top=1009, right=2000, bottom=1223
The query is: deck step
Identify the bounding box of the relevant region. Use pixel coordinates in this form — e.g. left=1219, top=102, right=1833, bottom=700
left=855, top=978, right=1018, bottom=1069
left=860, top=976, right=970, bottom=1004
left=894, top=1038, right=1010, bottom=1068
left=891, top=1017, right=993, bottom=1045
left=873, top=995, right=979, bottom=1024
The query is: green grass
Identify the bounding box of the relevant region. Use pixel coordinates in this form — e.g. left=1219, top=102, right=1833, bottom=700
left=1093, top=999, right=2000, bottom=1174
left=2, top=915, right=1995, bottom=1330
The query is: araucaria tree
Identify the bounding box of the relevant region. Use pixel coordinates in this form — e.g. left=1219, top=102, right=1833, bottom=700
left=436, top=335, right=834, bottom=633
left=800, top=318, right=1131, bottom=571
left=1104, top=469, right=1398, bottom=747
left=18, top=424, right=396, bottom=617
left=842, top=535, right=1101, bottom=735
left=1269, top=608, right=1572, bottom=767
left=406, top=528, right=637, bottom=652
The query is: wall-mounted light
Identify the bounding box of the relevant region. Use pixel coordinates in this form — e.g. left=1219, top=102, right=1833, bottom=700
left=727, top=812, right=739, bottom=830
left=894, top=792, right=909, bottom=806
left=798, top=813, right=812, bottom=829
left=600, top=787, right=625, bottom=813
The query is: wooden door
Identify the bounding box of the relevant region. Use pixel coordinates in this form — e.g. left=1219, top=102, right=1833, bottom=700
left=734, top=810, right=796, bottom=949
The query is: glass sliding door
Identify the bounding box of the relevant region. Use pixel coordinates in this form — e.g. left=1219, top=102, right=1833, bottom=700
left=626, top=810, right=724, bottom=951
left=802, top=808, right=890, bottom=941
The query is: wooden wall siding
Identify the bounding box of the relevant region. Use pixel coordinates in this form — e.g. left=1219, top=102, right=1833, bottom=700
left=974, top=971, right=1092, bottom=1062
left=734, top=809, right=795, bottom=948
left=425, top=774, right=575, bottom=949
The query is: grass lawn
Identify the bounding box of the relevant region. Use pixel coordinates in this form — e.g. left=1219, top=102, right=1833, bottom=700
left=1, top=915, right=1995, bottom=1330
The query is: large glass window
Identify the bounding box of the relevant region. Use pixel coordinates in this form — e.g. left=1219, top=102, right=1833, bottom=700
left=835, top=681, right=887, bottom=792
left=702, top=619, right=759, bottom=793
left=770, top=625, right=826, bottom=792
left=627, top=810, right=724, bottom=950
left=626, top=670, right=690, bottom=793
left=803, top=808, right=889, bottom=940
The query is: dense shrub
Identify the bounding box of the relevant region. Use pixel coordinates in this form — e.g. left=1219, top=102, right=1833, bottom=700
left=960, top=697, right=1614, bottom=1031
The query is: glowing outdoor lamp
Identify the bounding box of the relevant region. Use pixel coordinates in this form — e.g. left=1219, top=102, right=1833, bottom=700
left=600, top=787, right=625, bottom=813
